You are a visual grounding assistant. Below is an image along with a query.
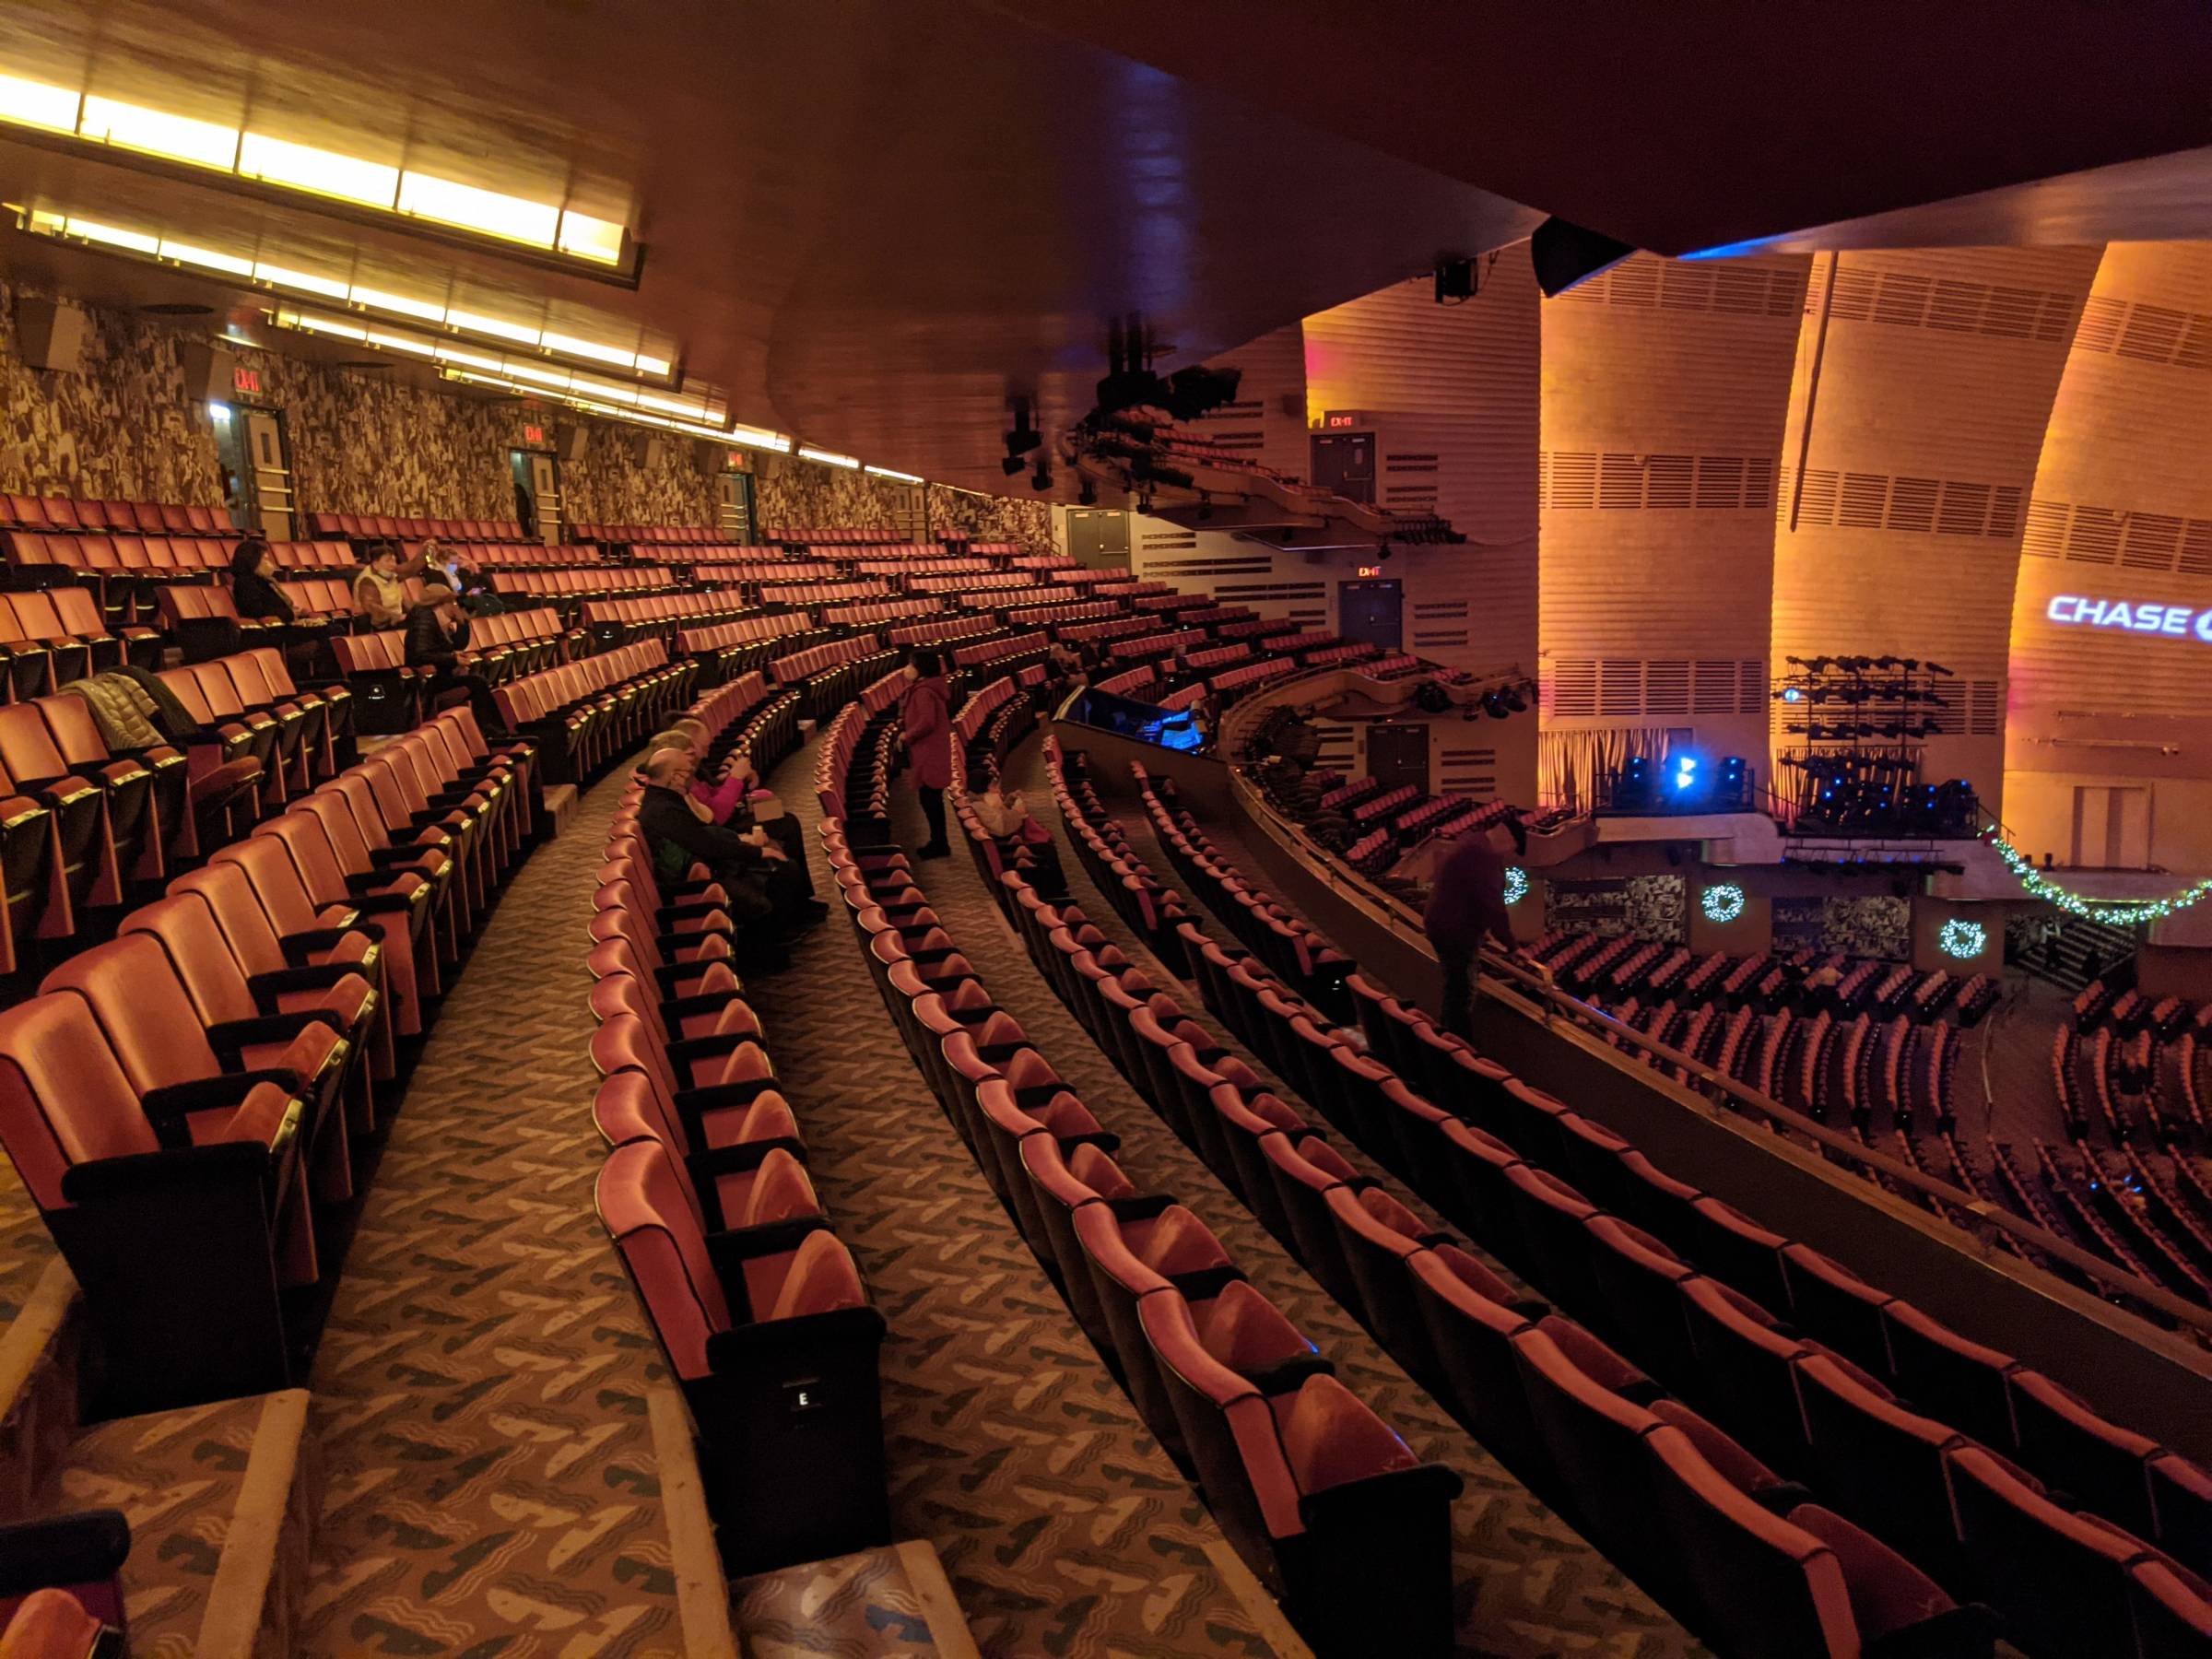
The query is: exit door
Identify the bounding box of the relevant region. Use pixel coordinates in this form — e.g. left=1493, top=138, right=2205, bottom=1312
left=716, top=471, right=756, bottom=543
left=241, top=408, right=294, bottom=540
left=511, top=451, right=561, bottom=546
left=2072, top=786, right=2151, bottom=868
left=1338, top=578, right=1403, bottom=650
left=1065, top=509, right=1131, bottom=571
left=1312, top=432, right=1375, bottom=504
left=1368, top=722, right=1430, bottom=793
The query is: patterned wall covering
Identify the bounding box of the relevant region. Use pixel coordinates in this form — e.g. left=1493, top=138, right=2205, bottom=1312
left=1546, top=874, right=1687, bottom=942
left=0, top=280, right=224, bottom=503
left=1772, top=894, right=1911, bottom=959
left=752, top=452, right=1054, bottom=549
left=560, top=426, right=716, bottom=529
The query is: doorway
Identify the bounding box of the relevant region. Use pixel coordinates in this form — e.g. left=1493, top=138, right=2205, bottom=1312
left=510, top=450, right=561, bottom=546
left=1338, top=577, right=1404, bottom=651
left=1311, top=431, right=1375, bottom=503
left=2070, top=785, right=2151, bottom=868
left=1065, top=508, right=1131, bottom=571
left=1367, top=721, right=1430, bottom=793
left=716, top=470, right=756, bottom=543
left=219, top=406, right=295, bottom=539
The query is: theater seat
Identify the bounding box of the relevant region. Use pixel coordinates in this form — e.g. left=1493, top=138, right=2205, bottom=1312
left=1949, top=1443, right=2148, bottom=1657
left=0, top=992, right=306, bottom=1408
left=594, top=1139, right=887, bottom=1571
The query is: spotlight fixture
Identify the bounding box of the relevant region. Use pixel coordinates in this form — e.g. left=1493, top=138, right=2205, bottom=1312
left=1004, top=395, right=1042, bottom=474
left=1498, top=684, right=1528, bottom=714
left=1001, top=455, right=1026, bottom=477
left=1077, top=479, right=1098, bottom=506
left=1197, top=492, right=1212, bottom=522
left=1030, top=461, right=1053, bottom=492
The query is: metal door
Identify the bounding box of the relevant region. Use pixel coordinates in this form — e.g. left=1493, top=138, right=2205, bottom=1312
left=1367, top=721, right=1430, bottom=793
left=528, top=453, right=562, bottom=546
left=1338, top=578, right=1403, bottom=650
left=241, top=408, right=293, bottom=540
left=1065, top=509, right=1131, bottom=570
left=716, top=471, right=756, bottom=543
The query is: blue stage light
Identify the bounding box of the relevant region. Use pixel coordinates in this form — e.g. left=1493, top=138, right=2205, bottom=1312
left=1783, top=688, right=1804, bottom=703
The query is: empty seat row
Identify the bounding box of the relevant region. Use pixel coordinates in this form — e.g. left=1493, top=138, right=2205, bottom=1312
left=0, top=702, right=531, bottom=1413
left=491, top=641, right=694, bottom=784
left=303, top=512, right=529, bottom=542
left=1, top=495, right=229, bottom=535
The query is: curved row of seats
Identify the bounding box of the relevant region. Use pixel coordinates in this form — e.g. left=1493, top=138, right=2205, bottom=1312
left=586, top=712, right=889, bottom=1574
left=811, top=689, right=1462, bottom=1656
left=1092, top=751, right=2212, bottom=1658
left=0, top=698, right=547, bottom=1418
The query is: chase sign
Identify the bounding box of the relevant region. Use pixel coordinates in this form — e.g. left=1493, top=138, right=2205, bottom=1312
left=2045, top=594, right=2212, bottom=642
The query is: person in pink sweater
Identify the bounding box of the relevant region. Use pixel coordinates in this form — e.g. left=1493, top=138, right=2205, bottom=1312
left=900, top=650, right=955, bottom=858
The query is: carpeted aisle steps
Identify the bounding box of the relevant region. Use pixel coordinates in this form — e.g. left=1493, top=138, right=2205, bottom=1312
left=298, top=768, right=705, bottom=1659
left=753, top=736, right=1293, bottom=1659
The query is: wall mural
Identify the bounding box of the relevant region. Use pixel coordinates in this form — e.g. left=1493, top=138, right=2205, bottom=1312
left=1546, top=874, right=1687, bottom=943
left=1771, top=894, right=1911, bottom=959
left=752, top=453, right=1055, bottom=549
left=0, top=280, right=226, bottom=504
left=561, top=426, right=716, bottom=530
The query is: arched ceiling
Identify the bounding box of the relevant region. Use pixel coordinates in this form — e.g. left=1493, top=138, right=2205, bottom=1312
left=6, top=0, right=2212, bottom=493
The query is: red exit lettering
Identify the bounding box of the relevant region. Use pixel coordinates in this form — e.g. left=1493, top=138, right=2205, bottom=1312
left=231, top=366, right=261, bottom=394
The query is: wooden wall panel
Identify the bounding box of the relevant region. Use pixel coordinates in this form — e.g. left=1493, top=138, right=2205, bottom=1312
left=2006, top=243, right=2212, bottom=867
left=1187, top=324, right=1309, bottom=479
left=1771, top=246, right=2100, bottom=812
left=1300, top=245, right=1539, bottom=672
left=1538, top=252, right=1810, bottom=767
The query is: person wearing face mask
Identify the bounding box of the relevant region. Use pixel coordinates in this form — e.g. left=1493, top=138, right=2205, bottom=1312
left=900, top=649, right=954, bottom=859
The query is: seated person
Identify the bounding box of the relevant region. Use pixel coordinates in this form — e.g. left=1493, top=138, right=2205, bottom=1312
left=403, top=578, right=508, bottom=735
left=648, top=721, right=812, bottom=892
left=352, top=541, right=418, bottom=628
left=229, top=536, right=294, bottom=621
left=425, top=537, right=504, bottom=613
left=970, top=776, right=1064, bottom=894
left=634, top=747, right=823, bottom=937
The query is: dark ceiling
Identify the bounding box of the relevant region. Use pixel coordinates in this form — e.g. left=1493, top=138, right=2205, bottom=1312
left=4, top=0, right=2209, bottom=493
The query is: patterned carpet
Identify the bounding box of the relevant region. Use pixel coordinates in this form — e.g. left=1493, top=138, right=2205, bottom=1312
left=749, top=744, right=1285, bottom=1659
left=299, top=768, right=690, bottom=1659
left=988, top=737, right=1707, bottom=1658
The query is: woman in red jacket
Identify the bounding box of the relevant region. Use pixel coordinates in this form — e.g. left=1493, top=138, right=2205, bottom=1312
left=900, top=648, right=955, bottom=858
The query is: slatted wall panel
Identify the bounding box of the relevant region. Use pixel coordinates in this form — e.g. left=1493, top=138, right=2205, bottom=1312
left=2008, top=244, right=2212, bottom=727
left=1192, top=324, right=1310, bottom=479
left=1771, top=246, right=2100, bottom=814
left=1539, top=251, right=1809, bottom=765
left=1302, top=247, right=1539, bottom=671
left=1128, top=520, right=1332, bottom=626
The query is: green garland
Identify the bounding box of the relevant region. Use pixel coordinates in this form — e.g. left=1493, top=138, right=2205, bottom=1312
left=1987, top=831, right=2212, bottom=926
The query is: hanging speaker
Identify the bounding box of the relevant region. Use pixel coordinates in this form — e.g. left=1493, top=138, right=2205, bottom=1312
left=178, top=340, right=239, bottom=403
left=556, top=423, right=590, bottom=464
left=642, top=435, right=666, bottom=472
left=14, top=299, right=89, bottom=372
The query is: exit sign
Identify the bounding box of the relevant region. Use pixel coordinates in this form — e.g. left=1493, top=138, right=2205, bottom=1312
left=1327, top=414, right=1358, bottom=429
left=523, top=424, right=545, bottom=444
left=231, top=366, right=261, bottom=394
left=1357, top=564, right=1382, bottom=577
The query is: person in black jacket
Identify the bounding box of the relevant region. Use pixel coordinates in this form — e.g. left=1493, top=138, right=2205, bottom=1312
left=229, top=537, right=295, bottom=622
left=403, top=578, right=506, bottom=735
left=635, top=747, right=824, bottom=940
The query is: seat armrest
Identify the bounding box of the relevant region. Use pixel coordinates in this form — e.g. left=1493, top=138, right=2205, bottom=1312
left=0, top=1507, right=131, bottom=1601
left=138, top=1071, right=298, bottom=1143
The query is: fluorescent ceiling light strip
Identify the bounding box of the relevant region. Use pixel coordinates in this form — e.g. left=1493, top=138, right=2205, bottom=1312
left=160, top=238, right=253, bottom=276
left=446, top=307, right=541, bottom=346
left=541, top=330, right=637, bottom=369
left=729, top=425, right=793, bottom=453
left=79, top=95, right=239, bottom=171
left=255, top=260, right=350, bottom=300
left=237, top=132, right=398, bottom=207
left=365, top=329, right=435, bottom=355
left=348, top=284, right=446, bottom=323
left=0, top=73, right=81, bottom=133
left=865, top=465, right=924, bottom=483
left=398, top=171, right=558, bottom=248
left=634, top=353, right=672, bottom=376
left=798, top=446, right=860, bottom=469
left=0, top=71, right=622, bottom=266
left=70, top=218, right=159, bottom=253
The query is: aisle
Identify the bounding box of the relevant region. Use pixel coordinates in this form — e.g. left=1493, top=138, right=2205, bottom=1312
left=300, top=770, right=692, bottom=1658
left=749, top=734, right=1289, bottom=1658
left=990, top=737, right=1706, bottom=1658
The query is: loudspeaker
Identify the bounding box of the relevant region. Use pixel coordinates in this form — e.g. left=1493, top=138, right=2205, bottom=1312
left=179, top=341, right=239, bottom=404
left=16, top=299, right=90, bottom=372
left=692, top=438, right=724, bottom=479
left=1531, top=216, right=1638, bottom=299
left=555, top=423, right=590, bottom=464
left=642, top=435, right=665, bottom=472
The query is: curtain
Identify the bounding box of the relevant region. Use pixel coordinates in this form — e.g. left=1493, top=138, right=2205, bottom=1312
left=1538, top=726, right=1673, bottom=813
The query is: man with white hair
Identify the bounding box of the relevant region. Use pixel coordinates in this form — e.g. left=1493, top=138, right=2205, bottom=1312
left=1423, top=816, right=1532, bottom=1039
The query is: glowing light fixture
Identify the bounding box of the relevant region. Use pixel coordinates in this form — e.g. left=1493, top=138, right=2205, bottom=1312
left=0, top=70, right=629, bottom=269
left=0, top=72, right=81, bottom=133
left=206, top=401, right=232, bottom=422
left=69, top=218, right=159, bottom=254
left=253, top=260, right=349, bottom=300
left=78, top=96, right=239, bottom=171
left=445, top=308, right=541, bottom=346
left=1503, top=865, right=1529, bottom=905
left=1701, top=884, right=1746, bottom=924
left=236, top=133, right=398, bottom=206
left=397, top=172, right=558, bottom=247
left=288, top=313, right=366, bottom=340
left=798, top=446, right=860, bottom=469
left=1985, top=830, right=2212, bottom=925
left=159, top=238, right=253, bottom=277
left=865, top=465, right=924, bottom=483
left=348, top=285, right=445, bottom=323
left=1936, top=918, right=1986, bottom=960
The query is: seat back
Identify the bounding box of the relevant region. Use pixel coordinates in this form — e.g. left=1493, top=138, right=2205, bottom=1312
left=1950, top=1443, right=2145, bottom=1653
left=116, top=894, right=260, bottom=1026
left=0, top=993, right=159, bottom=1207
left=41, top=934, right=221, bottom=1092
left=595, top=1139, right=730, bottom=1381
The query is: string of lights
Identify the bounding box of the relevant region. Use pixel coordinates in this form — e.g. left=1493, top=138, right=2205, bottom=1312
left=1986, top=831, right=2212, bottom=925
